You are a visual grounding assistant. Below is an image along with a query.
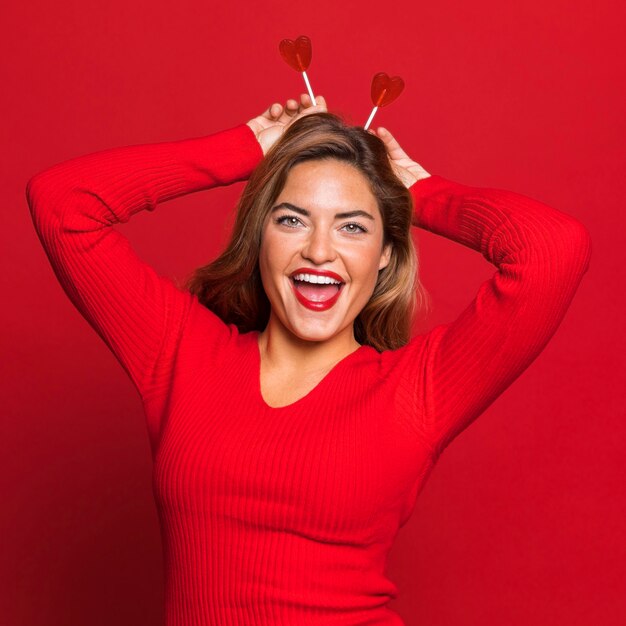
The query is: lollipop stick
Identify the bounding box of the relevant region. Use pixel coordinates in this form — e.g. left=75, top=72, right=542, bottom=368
left=364, top=106, right=378, bottom=131
left=302, top=71, right=316, bottom=105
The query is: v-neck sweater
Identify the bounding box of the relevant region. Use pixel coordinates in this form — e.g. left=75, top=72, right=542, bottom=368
left=26, top=122, right=592, bottom=625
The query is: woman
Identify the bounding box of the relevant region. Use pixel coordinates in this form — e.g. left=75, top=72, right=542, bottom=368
left=26, top=93, right=591, bottom=625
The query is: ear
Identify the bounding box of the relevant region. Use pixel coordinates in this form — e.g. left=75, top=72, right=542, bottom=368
left=379, top=242, right=392, bottom=271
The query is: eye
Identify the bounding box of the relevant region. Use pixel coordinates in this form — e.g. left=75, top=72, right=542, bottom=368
left=275, top=214, right=303, bottom=228
left=341, top=222, right=368, bottom=234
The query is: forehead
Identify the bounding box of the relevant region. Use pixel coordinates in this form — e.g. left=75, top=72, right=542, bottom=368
left=277, top=159, right=379, bottom=214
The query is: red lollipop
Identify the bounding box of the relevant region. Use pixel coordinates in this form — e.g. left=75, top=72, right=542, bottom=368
left=279, top=35, right=312, bottom=72
left=364, top=72, right=405, bottom=130
left=278, top=35, right=316, bottom=105
left=371, top=72, right=405, bottom=107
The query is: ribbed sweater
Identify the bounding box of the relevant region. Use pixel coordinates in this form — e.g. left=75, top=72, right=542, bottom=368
left=26, top=122, right=592, bottom=625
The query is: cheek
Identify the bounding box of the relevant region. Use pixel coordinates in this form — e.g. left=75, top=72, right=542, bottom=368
left=259, top=230, right=290, bottom=279
left=344, top=242, right=385, bottom=280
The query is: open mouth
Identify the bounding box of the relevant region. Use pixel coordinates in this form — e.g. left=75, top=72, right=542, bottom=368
left=290, top=276, right=345, bottom=311
left=291, top=276, right=343, bottom=302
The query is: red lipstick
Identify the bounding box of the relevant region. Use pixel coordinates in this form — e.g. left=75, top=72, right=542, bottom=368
left=289, top=267, right=345, bottom=312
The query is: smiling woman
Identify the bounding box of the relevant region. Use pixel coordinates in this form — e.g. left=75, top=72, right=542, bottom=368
left=26, top=92, right=591, bottom=626
left=260, top=158, right=395, bottom=349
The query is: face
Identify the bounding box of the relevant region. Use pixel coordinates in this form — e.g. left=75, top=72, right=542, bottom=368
left=258, top=159, right=392, bottom=344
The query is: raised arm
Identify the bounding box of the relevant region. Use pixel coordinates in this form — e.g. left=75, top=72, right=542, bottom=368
left=371, top=124, right=592, bottom=458
left=26, top=95, right=329, bottom=450
left=406, top=173, right=592, bottom=458
left=25, top=122, right=264, bottom=408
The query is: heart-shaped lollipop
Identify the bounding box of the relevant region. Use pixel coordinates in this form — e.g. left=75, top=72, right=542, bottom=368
left=278, top=35, right=316, bottom=105
left=364, top=72, right=405, bottom=130
left=279, top=35, right=312, bottom=72
left=371, top=72, right=405, bottom=107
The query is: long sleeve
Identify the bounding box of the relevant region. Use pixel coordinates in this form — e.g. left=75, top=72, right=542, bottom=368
left=404, top=174, right=592, bottom=459
left=26, top=122, right=264, bottom=404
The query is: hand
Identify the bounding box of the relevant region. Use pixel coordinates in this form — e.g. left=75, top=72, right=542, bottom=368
left=368, top=126, right=430, bottom=189
left=246, top=93, right=328, bottom=156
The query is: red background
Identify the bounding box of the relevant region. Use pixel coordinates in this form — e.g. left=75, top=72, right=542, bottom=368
left=2, top=1, right=624, bottom=624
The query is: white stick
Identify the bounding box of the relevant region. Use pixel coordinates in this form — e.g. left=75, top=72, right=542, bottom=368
left=363, top=106, right=378, bottom=131
left=302, top=71, right=316, bottom=105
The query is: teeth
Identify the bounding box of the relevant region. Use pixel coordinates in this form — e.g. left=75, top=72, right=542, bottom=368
left=292, top=273, right=342, bottom=285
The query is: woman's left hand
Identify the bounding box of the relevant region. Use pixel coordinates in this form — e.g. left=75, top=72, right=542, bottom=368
left=369, top=126, right=431, bottom=189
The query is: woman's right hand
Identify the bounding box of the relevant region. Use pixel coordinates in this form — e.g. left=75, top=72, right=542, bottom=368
left=246, top=93, right=328, bottom=156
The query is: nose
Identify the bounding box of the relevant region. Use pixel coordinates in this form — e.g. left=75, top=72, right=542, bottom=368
left=301, top=226, right=337, bottom=265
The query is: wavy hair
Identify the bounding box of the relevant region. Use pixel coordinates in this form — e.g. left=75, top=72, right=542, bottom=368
left=183, top=112, right=430, bottom=351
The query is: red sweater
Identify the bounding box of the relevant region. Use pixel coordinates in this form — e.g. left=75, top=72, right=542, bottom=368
left=26, top=122, right=591, bottom=625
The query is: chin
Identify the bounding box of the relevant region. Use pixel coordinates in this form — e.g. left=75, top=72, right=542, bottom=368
left=278, top=308, right=349, bottom=342
left=287, top=321, right=342, bottom=344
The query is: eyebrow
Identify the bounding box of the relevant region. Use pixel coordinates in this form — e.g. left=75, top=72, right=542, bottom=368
left=270, top=202, right=375, bottom=221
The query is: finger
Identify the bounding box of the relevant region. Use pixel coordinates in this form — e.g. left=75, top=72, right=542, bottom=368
left=284, top=98, right=299, bottom=115
left=313, top=94, right=327, bottom=109
left=377, top=127, right=397, bottom=143
left=377, top=127, right=401, bottom=149
left=268, top=102, right=283, bottom=118
left=276, top=98, right=300, bottom=125
left=376, top=127, right=410, bottom=157
left=300, top=93, right=326, bottom=110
